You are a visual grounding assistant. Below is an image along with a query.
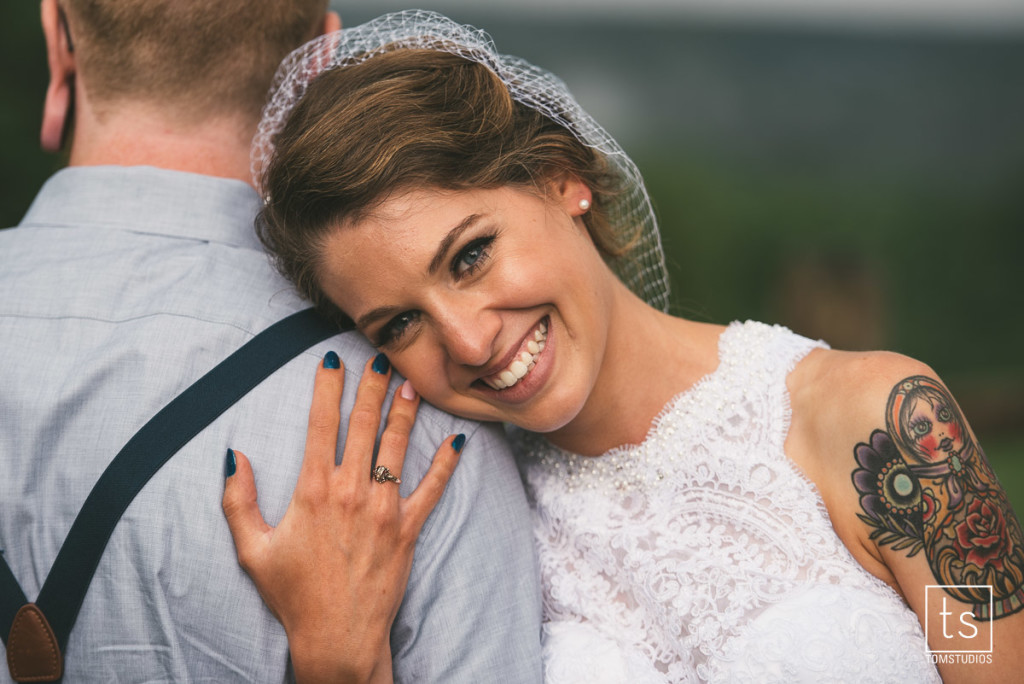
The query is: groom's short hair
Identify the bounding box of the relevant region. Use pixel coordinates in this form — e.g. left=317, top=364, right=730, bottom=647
left=60, top=0, right=326, bottom=121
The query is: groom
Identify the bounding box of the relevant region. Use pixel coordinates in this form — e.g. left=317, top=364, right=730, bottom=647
left=0, top=1, right=541, bottom=681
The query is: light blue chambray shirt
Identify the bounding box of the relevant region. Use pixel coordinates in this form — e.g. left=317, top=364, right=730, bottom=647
left=0, top=166, right=543, bottom=683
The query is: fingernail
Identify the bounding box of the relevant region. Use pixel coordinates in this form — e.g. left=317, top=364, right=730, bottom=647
left=323, top=351, right=341, bottom=369
left=400, top=379, right=417, bottom=400
left=452, top=434, right=466, bottom=453
left=225, top=448, right=236, bottom=478
left=372, top=353, right=390, bottom=375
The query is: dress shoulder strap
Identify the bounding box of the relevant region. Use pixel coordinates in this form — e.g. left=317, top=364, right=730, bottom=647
left=715, top=321, right=828, bottom=455
left=719, top=321, right=827, bottom=385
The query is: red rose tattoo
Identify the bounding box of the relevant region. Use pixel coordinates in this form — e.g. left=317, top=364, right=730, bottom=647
left=955, top=497, right=1010, bottom=572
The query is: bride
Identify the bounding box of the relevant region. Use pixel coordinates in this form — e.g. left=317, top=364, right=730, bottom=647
left=226, top=11, right=1023, bottom=682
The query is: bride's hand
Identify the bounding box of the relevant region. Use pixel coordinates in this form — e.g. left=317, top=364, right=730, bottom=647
left=221, top=352, right=462, bottom=684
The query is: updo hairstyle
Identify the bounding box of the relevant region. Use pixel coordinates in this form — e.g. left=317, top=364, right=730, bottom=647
left=257, top=48, right=630, bottom=326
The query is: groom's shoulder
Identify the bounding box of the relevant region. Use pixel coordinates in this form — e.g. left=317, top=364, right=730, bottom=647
left=398, top=389, right=516, bottom=485
left=386, top=384, right=523, bottom=516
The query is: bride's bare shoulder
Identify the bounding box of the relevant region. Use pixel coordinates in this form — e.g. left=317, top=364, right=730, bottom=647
left=785, top=348, right=938, bottom=571
left=789, top=347, right=937, bottom=436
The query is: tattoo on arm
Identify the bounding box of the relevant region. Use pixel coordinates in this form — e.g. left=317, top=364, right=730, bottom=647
left=851, top=375, right=1024, bottom=619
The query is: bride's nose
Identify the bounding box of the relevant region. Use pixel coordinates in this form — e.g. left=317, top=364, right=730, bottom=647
left=436, top=302, right=500, bottom=368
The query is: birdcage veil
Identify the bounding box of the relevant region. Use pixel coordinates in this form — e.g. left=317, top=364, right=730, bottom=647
left=251, top=9, right=670, bottom=311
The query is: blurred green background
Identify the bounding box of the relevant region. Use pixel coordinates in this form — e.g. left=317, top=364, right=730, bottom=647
left=2, top=2, right=1021, bottom=511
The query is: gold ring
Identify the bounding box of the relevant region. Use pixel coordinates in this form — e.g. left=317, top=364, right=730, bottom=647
left=371, top=464, right=401, bottom=484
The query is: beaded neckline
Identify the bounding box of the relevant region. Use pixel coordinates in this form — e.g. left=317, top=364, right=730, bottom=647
left=518, top=320, right=826, bottom=494
left=520, top=321, right=746, bottom=492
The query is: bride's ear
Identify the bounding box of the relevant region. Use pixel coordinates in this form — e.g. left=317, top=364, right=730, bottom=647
left=550, top=174, right=593, bottom=220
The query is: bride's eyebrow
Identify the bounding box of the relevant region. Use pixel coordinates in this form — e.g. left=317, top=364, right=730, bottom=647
left=427, top=213, right=482, bottom=275
left=355, top=213, right=486, bottom=331
left=356, top=304, right=400, bottom=331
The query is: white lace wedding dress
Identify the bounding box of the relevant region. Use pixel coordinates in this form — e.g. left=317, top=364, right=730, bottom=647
left=514, top=321, right=941, bottom=683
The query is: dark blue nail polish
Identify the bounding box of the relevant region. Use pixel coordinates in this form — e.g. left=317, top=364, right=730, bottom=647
left=323, top=351, right=340, bottom=369
left=225, top=448, right=236, bottom=477
left=452, top=434, right=466, bottom=453
left=372, top=353, right=390, bottom=375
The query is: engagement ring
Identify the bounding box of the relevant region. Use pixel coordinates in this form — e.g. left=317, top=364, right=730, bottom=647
left=371, top=465, right=401, bottom=484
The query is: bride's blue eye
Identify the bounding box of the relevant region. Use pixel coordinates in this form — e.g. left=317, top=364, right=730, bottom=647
left=452, top=235, right=495, bottom=279
left=375, top=310, right=420, bottom=347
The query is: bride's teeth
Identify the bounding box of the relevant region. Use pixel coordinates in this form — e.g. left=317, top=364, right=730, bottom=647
left=510, top=360, right=529, bottom=379
left=484, top=318, right=550, bottom=391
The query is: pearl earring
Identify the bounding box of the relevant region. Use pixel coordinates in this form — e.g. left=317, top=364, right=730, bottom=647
left=578, top=198, right=591, bottom=212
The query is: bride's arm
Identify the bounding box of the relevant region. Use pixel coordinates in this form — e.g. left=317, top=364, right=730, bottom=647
left=221, top=353, right=461, bottom=683
left=791, top=350, right=1024, bottom=683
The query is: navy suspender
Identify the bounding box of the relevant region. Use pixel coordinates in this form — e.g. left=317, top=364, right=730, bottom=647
left=1, top=309, right=337, bottom=682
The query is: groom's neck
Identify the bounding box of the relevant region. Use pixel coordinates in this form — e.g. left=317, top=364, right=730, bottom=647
left=69, top=100, right=257, bottom=187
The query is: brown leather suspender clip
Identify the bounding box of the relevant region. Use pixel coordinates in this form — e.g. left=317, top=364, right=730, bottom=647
left=6, top=604, right=62, bottom=683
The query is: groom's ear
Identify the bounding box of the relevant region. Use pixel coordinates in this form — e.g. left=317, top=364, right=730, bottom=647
left=40, top=0, right=76, bottom=152
left=320, top=11, right=342, bottom=36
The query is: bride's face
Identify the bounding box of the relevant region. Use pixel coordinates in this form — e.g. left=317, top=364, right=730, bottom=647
left=317, top=182, right=616, bottom=433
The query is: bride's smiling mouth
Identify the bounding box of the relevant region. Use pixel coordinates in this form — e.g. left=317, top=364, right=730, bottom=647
left=479, top=317, right=549, bottom=391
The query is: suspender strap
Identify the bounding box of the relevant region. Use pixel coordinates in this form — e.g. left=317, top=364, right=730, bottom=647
left=2, top=309, right=337, bottom=680
left=0, top=565, right=26, bottom=638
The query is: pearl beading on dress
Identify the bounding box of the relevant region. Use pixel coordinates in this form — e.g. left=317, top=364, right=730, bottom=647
left=532, top=339, right=770, bottom=494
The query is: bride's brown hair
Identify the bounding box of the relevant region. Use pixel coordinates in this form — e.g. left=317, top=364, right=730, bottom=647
left=257, top=49, right=628, bottom=326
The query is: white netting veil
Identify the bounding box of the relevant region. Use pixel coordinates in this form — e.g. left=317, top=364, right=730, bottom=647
left=251, top=9, right=670, bottom=311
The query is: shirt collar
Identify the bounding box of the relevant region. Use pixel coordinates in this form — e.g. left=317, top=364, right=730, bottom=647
left=20, top=165, right=265, bottom=251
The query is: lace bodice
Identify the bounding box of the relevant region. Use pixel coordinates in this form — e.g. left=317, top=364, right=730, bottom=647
left=514, top=321, right=940, bottom=683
